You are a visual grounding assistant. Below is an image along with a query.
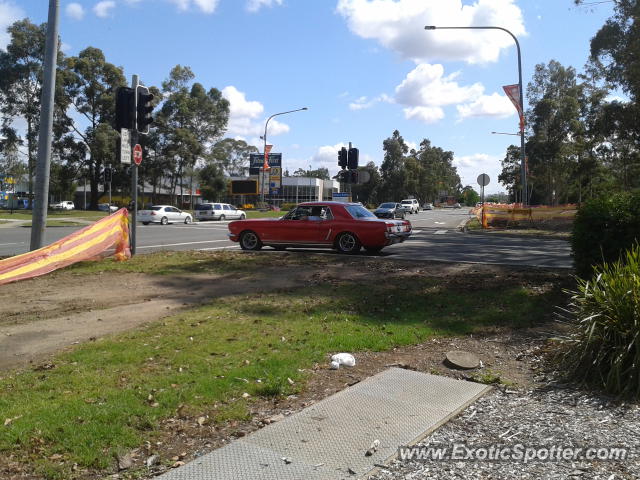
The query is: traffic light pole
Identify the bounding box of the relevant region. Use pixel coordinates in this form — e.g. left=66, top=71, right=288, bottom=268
left=130, top=74, right=139, bottom=255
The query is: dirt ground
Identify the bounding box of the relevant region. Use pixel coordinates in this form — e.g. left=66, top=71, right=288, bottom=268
left=0, top=256, right=571, bottom=479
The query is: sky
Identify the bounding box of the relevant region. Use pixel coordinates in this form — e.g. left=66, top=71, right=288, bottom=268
left=1, top=0, right=617, bottom=194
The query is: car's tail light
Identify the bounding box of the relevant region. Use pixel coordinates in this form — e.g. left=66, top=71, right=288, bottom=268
left=151, top=211, right=156, bottom=216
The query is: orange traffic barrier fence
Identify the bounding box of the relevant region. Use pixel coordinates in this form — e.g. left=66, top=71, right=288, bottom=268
left=0, top=208, right=130, bottom=286
left=472, top=203, right=577, bottom=228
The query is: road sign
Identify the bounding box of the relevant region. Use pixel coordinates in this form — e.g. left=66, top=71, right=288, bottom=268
left=477, top=173, right=490, bottom=186
left=120, top=129, right=131, bottom=164
left=133, top=144, right=142, bottom=165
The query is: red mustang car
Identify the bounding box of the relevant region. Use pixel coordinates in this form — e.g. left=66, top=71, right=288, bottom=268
left=227, top=201, right=412, bottom=254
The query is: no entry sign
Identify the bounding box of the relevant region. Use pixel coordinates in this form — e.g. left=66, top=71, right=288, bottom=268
left=133, top=144, right=142, bottom=165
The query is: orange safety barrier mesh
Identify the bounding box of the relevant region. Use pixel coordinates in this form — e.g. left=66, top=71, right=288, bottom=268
left=473, top=204, right=577, bottom=228
left=0, top=208, right=131, bottom=286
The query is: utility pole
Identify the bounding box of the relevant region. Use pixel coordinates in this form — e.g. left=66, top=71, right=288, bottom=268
left=130, top=74, right=139, bottom=255
left=30, top=0, right=59, bottom=250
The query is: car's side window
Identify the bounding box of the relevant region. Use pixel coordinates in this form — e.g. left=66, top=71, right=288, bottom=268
left=289, top=206, right=313, bottom=220
left=223, top=205, right=232, bottom=211
left=214, top=204, right=221, bottom=210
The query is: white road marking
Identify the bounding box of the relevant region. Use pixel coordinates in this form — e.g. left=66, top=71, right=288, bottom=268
left=434, top=221, right=445, bottom=225
left=0, top=242, right=23, bottom=246
left=136, top=240, right=231, bottom=249
left=411, top=230, right=422, bottom=234
left=434, top=230, right=448, bottom=235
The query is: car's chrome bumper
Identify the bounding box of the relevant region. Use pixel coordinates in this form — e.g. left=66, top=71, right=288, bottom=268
left=385, top=231, right=411, bottom=244
left=227, top=232, right=238, bottom=241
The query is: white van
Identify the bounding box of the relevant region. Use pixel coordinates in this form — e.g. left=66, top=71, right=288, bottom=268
left=194, top=203, right=246, bottom=221
left=52, top=200, right=75, bottom=210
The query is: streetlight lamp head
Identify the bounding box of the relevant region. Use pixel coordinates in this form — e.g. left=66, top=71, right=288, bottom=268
left=302, top=107, right=308, bottom=110
left=424, top=25, right=437, bottom=30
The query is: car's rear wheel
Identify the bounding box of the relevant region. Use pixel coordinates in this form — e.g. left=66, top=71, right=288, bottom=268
left=160, top=217, right=168, bottom=225
left=239, top=214, right=246, bottom=220
left=336, top=232, right=361, bottom=254
left=240, top=231, right=262, bottom=251
left=365, top=246, right=383, bottom=255
left=219, top=214, right=226, bottom=221
left=142, top=222, right=150, bottom=225
left=184, top=216, right=192, bottom=224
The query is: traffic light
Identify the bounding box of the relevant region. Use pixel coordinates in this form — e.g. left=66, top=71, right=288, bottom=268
left=136, top=85, right=154, bottom=134
left=338, top=147, right=348, bottom=168
left=115, top=87, right=134, bottom=130
left=350, top=170, right=358, bottom=184
left=347, top=147, right=359, bottom=170
left=104, top=166, right=112, bottom=183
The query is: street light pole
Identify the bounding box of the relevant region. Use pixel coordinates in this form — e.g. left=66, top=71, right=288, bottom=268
left=261, top=107, right=308, bottom=206
left=425, top=25, right=527, bottom=205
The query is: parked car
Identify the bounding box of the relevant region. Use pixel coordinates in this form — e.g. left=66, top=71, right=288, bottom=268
left=453, top=203, right=462, bottom=209
left=227, top=201, right=412, bottom=254
left=194, top=203, right=246, bottom=221
left=51, top=200, right=75, bottom=210
left=138, top=205, right=193, bottom=225
left=400, top=198, right=420, bottom=214
left=374, top=202, right=406, bottom=219
left=423, top=203, right=434, bottom=210
left=98, top=203, right=118, bottom=213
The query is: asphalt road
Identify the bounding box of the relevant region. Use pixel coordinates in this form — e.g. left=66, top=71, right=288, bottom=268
left=0, top=208, right=573, bottom=268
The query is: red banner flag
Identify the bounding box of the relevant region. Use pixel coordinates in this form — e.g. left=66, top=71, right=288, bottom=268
left=503, top=84, right=524, bottom=133
left=263, top=144, right=273, bottom=170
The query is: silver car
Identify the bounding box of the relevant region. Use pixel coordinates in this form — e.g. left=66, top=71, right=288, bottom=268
left=138, top=205, right=193, bottom=225
left=194, top=203, right=246, bottom=221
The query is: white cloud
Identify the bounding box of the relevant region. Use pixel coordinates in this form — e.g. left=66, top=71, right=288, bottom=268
left=94, top=1, right=116, bottom=18
left=456, top=92, right=515, bottom=120
left=0, top=1, right=24, bottom=51
left=66, top=3, right=85, bottom=20
left=348, top=93, right=391, bottom=111
left=336, top=0, right=526, bottom=65
left=246, top=0, right=283, bottom=13
left=395, top=63, right=483, bottom=107
left=222, top=85, right=291, bottom=141
left=168, top=0, right=220, bottom=13
left=453, top=153, right=503, bottom=192
left=403, top=106, right=444, bottom=124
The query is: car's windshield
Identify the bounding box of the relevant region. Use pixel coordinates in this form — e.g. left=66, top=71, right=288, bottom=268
left=345, top=205, right=376, bottom=219
left=195, top=204, right=212, bottom=210
left=379, top=203, right=396, bottom=208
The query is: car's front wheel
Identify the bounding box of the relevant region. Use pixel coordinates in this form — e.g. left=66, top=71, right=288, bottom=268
left=142, top=222, right=150, bottom=225
left=239, top=214, right=246, bottom=220
left=160, top=217, right=168, bottom=225
left=184, top=216, right=192, bottom=224
left=240, top=231, right=262, bottom=251
left=336, top=232, right=361, bottom=254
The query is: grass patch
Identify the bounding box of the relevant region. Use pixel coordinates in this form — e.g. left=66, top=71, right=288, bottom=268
left=245, top=210, right=285, bottom=219
left=0, top=253, right=566, bottom=478
left=21, top=220, right=88, bottom=228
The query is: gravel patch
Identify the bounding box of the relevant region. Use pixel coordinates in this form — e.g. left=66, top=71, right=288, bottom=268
left=370, top=385, right=640, bottom=479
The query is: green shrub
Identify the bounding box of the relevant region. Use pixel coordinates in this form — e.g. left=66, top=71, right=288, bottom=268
left=571, top=191, right=640, bottom=278
left=560, top=243, right=640, bottom=397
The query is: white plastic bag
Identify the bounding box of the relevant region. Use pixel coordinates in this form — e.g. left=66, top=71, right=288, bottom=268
left=330, top=353, right=356, bottom=369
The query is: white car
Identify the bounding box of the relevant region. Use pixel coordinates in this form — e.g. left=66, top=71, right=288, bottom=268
left=138, top=205, right=193, bottom=225
left=51, top=200, right=75, bottom=210
left=400, top=199, right=420, bottom=214
left=194, top=203, right=246, bottom=221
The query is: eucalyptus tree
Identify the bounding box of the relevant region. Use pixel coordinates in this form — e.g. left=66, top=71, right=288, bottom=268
left=350, top=161, right=381, bottom=206
left=210, top=138, right=258, bottom=176
left=156, top=65, right=230, bottom=205
left=379, top=130, right=408, bottom=201
left=0, top=19, right=69, bottom=205
left=525, top=60, right=584, bottom=204
left=62, top=47, right=126, bottom=208
left=498, top=144, right=522, bottom=202
left=414, top=139, right=460, bottom=203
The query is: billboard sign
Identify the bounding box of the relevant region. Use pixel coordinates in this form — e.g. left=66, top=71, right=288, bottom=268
left=250, top=153, right=282, bottom=195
